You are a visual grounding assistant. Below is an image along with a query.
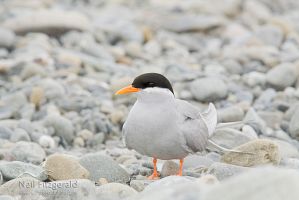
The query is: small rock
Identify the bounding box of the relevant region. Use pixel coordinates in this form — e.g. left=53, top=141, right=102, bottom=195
left=157, top=14, right=226, bottom=33
left=78, top=129, right=93, bottom=141
left=134, top=176, right=200, bottom=200
left=209, top=128, right=255, bottom=150
left=243, top=71, right=266, bottom=87
left=96, top=183, right=137, bottom=200
left=289, top=108, right=299, bottom=139
left=130, top=180, right=153, bottom=192
left=73, top=137, right=85, bottom=147
left=221, top=139, right=281, bottom=167
left=203, top=167, right=299, bottom=200
left=44, top=154, right=89, bottom=181
left=44, top=114, right=75, bottom=144
left=79, top=153, right=130, bottom=184
left=183, top=155, right=214, bottom=169
left=255, top=25, right=284, bottom=47
left=207, top=162, right=249, bottom=181
left=0, top=177, right=39, bottom=196
left=10, top=141, right=46, bottom=164
left=217, top=106, right=244, bottom=123
left=0, top=126, right=13, bottom=140
left=0, top=161, right=47, bottom=181
left=35, top=179, right=96, bottom=200
left=190, top=77, right=228, bottom=102
left=10, top=128, right=30, bottom=142
left=38, top=135, right=55, bottom=148
left=3, top=10, right=91, bottom=36
left=160, top=161, right=179, bottom=177
left=266, top=63, right=297, bottom=90
left=0, top=28, right=15, bottom=48
left=243, top=108, right=267, bottom=135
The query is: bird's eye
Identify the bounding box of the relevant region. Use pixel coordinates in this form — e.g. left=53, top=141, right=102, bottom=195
left=147, top=82, right=155, bottom=86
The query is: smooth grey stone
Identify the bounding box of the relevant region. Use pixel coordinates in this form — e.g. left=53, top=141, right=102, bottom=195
left=190, top=77, right=228, bottom=102
left=0, top=161, right=47, bottom=181
left=34, top=179, right=96, bottom=200
left=44, top=114, right=74, bottom=144
left=244, top=108, right=267, bottom=135
left=79, top=153, right=130, bottom=184
left=10, top=141, right=46, bottom=164
left=207, top=162, right=249, bottom=181
left=3, top=10, right=91, bottom=36
left=266, top=63, right=297, bottom=90
left=0, top=28, right=15, bottom=48
left=96, top=183, right=137, bottom=200
left=289, top=107, right=299, bottom=139
left=0, top=126, right=13, bottom=140
left=203, top=167, right=299, bottom=200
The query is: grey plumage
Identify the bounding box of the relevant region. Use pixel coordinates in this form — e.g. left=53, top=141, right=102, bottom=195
left=122, top=87, right=217, bottom=160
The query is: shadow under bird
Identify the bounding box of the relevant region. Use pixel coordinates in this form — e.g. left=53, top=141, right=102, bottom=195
left=115, top=73, right=225, bottom=179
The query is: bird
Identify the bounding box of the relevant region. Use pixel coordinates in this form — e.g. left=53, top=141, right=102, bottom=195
left=115, top=73, right=218, bottom=179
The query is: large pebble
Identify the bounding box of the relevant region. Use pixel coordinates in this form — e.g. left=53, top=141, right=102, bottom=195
left=79, top=153, right=130, bottom=184
left=10, top=141, right=46, bottom=164
left=221, top=139, right=281, bottom=167
left=207, top=162, right=249, bottom=181
left=203, top=167, right=299, bottom=200
left=209, top=128, right=255, bottom=150
left=266, top=63, right=297, bottom=90
left=160, top=161, right=179, bottom=177
left=0, top=177, right=39, bottom=196
left=44, top=154, right=90, bottom=181
left=217, top=106, right=244, bottom=123
left=96, top=183, right=137, bottom=200
left=44, top=114, right=75, bottom=144
left=34, top=179, right=96, bottom=200
left=0, top=161, right=47, bottom=181
left=190, top=77, right=228, bottom=102
left=0, top=28, right=15, bottom=48
left=3, top=10, right=91, bottom=36
left=289, top=108, right=299, bottom=139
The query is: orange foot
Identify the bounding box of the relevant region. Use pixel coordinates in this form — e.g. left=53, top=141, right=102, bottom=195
left=176, top=158, right=184, bottom=176
left=148, top=172, right=160, bottom=180
left=148, top=158, right=160, bottom=180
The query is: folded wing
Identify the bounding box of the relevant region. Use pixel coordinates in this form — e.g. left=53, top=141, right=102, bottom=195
left=175, top=100, right=217, bottom=153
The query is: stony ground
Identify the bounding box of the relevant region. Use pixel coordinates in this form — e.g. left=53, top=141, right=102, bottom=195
left=1, top=0, right=299, bottom=199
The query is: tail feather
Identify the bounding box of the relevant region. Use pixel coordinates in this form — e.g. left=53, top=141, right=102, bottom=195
left=200, top=103, right=217, bottom=137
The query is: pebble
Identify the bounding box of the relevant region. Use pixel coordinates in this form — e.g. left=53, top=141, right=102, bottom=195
left=243, top=108, right=267, bottom=135
left=0, top=177, right=39, bottom=196
left=34, top=179, right=96, bottom=200
left=0, top=161, right=47, bottom=181
left=289, top=108, right=299, bottom=139
left=209, top=128, right=255, bottom=150
left=9, top=128, right=30, bottom=142
left=207, top=162, right=249, bottom=181
left=130, top=180, right=153, bottom=192
left=38, top=135, right=55, bottom=148
left=96, top=183, right=137, bottom=200
left=0, top=28, right=16, bottom=48
left=190, top=77, right=228, bottom=102
left=44, top=114, right=75, bottom=144
left=203, top=167, right=299, bottom=200
left=266, top=63, right=297, bottom=90
left=217, top=106, right=244, bottom=123
left=160, top=161, right=179, bottom=177
left=3, top=10, right=91, bottom=36
left=79, top=153, right=130, bottom=184
left=221, top=139, right=281, bottom=167
left=44, top=153, right=90, bottom=181
left=10, top=141, right=46, bottom=164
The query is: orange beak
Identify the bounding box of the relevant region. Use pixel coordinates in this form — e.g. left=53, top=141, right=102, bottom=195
left=115, top=85, right=141, bottom=95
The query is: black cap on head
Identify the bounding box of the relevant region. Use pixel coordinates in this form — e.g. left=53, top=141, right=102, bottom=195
left=132, top=73, right=174, bottom=94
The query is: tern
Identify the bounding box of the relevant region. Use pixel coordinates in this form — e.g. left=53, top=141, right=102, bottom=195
left=115, top=73, right=222, bottom=179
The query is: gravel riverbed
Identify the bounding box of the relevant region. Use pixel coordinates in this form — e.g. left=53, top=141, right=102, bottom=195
left=1, top=0, right=299, bottom=199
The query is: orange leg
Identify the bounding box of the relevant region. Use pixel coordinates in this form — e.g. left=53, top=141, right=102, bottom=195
left=148, top=158, right=160, bottom=180
left=177, top=159, right=184, bottom=176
